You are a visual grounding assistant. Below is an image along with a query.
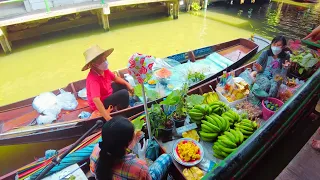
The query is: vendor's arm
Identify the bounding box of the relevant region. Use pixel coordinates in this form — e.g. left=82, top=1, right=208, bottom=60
left=114, top=76, right=134, bottom=93
left=253, top=51, right=268, bottom=73
left=93, top=98, right=112, bottom=120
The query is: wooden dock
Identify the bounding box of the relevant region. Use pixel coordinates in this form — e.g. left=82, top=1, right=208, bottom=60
left=0, top=0, right=179, bottom=54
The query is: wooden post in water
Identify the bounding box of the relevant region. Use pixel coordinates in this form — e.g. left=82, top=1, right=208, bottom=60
left=173, top=0, right=179, bottom=19
left=0, top=27, right=12, bottom=54
left=101, top=6, right=110, bottom=31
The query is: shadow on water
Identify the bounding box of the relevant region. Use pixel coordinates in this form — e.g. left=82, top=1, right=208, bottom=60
left=0, top=13, right=172, bottom=57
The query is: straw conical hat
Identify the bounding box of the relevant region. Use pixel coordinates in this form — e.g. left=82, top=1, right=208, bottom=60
left=82, top=45, right=114, bottom=71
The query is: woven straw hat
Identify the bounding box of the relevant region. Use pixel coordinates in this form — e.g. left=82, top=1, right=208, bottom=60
left=82, top=45, right=114, bottom=71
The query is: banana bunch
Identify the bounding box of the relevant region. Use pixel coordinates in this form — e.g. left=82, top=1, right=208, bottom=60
left=182, top=130, right=200, bottom=141
left=234, top=119, right=258, bottom=139
left=188, top=104, right=210, bottom=124
left=209, top=101, right=229, bottom=115
left=212, top=129, right=244, bottom=159
left=183, top=166, right=204, bottom=180
left=199, top=114, right=230, bottom=142
left=221, top=110, right=241, bottom=127
left=203, top=92, right=219, bottom=104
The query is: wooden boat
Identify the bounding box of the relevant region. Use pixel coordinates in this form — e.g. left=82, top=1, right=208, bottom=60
left=2, top=56, right=319, bottom=180
left=0, top=37, right=270, bottom=146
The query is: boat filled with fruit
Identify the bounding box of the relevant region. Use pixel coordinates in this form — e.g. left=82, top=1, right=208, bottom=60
left=0, top=37, right=265, bottom=146
left=2, top=40, right=319, bottom=180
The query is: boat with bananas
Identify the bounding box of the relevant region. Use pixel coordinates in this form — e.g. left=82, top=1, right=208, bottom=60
left=2, top=52, right=319, bottom=180
left=0, top=37, right=270, bottom=146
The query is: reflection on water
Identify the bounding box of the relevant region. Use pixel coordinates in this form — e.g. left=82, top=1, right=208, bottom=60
left=209, top=1, right=320, bottom=39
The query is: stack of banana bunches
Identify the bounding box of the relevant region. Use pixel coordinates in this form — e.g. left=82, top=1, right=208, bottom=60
left=188, top=100, right=259, bottom=159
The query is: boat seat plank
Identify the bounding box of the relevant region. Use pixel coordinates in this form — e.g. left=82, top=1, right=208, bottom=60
left=276, top=127, right=320, bottom=180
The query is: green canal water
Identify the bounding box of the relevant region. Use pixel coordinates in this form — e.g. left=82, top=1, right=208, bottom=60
left=0, top=0, right=319, bottom=176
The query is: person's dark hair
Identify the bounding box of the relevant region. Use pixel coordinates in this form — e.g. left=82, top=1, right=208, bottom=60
left=96, top=116, right=134, bottom=180
left=268, top=35, right=291, bottom=59
left=267, top=35, right=291, bottom=58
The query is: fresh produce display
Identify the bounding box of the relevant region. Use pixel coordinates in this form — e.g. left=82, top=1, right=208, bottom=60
left=290, top=47, right=319, bottom=75
left=183, top=166, right=205, bottom=180
left=188, top=72, right=206, bottom=83
left=202, top=91, right=219, bottom=104
left=234, top=119, right=258, bottom=139
left=209, top=101, right=230, bottom=115
left=236, top=100, right=262, bottom=120
left=212, top=129, right=244, bottom=159
left=263, top=100, right=280, bottom=111
left=199, top=113, right=231, bottom=142
left=182, top=130, right=200, bottom=141
left=217, top=76, right=250, bottom=102
left=221, top=109, right=241, bottom=127
left=188, top=104, right=209, bottom=124
left=177, top=141, right=201, bottom=162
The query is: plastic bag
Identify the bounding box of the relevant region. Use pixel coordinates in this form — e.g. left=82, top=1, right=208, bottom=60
left=32, top=92, right=58, bottom=114
left=152, top=58, right=181, bottom=72
left=279, top=84, right=294, bottom=102
left=36, top=114, right=56, bottom=125
left=239, top=69, right=255, bottom=85
left=56, top=89, right=78, bottom=111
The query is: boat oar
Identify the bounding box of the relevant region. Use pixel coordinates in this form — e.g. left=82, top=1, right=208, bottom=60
left=34, top=120, right=104, bottom=180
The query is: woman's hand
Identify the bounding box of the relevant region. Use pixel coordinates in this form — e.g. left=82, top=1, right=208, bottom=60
left=303, top=25, right=320, bottom=41
left=104, top=105, right=113, bottom=120
left=127, top=85, right=134, bottom=94
left=283, top=60, right=291, bottom=68
left=253, top=63, right=263, bottom=72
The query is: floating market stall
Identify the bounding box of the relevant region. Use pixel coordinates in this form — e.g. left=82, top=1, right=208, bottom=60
left=1, top=41, right=319, bottom=180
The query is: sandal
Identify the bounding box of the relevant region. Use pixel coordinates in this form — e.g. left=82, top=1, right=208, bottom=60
left=311, top=139, right=320, bottom=151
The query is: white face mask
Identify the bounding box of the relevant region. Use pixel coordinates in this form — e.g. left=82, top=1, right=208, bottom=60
left=271, top=46, right=282, bottom=55
left=97, top=61, right=109, bottom=70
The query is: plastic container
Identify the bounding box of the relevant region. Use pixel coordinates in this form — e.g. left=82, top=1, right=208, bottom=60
left=262, top=97, right=284, bottom=120
left=216, top=88, right=247, bottom=108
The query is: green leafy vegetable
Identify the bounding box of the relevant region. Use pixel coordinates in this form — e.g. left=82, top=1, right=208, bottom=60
left=298, top=68, right=304, bottom=75
left=131, top=115, right=145, bottom=131
left=185, top=94, right=204, bottom=107
left=134, top=84, right=160, bottom=101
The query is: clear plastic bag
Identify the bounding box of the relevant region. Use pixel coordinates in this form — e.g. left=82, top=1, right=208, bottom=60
left=56, top=89, right=78, bottom=111
left=239, top=69, right=255, bottom=85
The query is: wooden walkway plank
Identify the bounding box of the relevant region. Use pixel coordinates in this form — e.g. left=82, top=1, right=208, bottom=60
left=276, top=127, right=320, bottom=180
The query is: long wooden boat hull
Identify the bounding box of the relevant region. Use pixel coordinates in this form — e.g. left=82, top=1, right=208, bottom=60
left=0, top=37, right=270, bottom=146
left=2, top=58, right=319, bottom=180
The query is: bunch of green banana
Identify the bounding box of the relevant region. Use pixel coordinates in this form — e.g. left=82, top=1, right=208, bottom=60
left=189, top=104, right=207, bottom=124
left=221, top=110, right=241, bottom=127
left=199, top=113, right=230, bottom=142
left=209, top=101, right=229, bottom=115
left=234, top=119, right=258, bottom=139
left=203, top=92, right=219, bottom=104
left=212, top=129, right=244, bottom=159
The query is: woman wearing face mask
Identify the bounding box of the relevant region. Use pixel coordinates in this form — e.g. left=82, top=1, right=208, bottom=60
left=90, top=116, right=172, bottom=180
left=248, top=36, right=291, bottom=104
left=82, top=45, right=134, bottom=120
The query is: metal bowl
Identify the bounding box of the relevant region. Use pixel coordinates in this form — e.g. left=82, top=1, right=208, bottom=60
left=172, top=138, right=204, bottom=167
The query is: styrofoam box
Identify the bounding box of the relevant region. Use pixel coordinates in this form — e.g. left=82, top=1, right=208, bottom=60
left=74, top=0, right=95, bottom=3
left=216, top=88, right=247, bottom=108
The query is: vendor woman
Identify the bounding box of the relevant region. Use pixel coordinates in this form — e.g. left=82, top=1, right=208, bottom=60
left=249, top=36, right=291, bottom=103
left=82, top=45, right=134, bottom=120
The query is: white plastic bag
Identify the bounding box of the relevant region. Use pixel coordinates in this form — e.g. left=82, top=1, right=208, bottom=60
left=36, top=115, right=56, bottom=125
left=57, top=89, right=78, bottom=111
left=32, top=92, right=57, bottom=114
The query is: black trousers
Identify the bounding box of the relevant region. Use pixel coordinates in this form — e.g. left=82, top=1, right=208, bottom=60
left=103, top=83, right=129, bottom=110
